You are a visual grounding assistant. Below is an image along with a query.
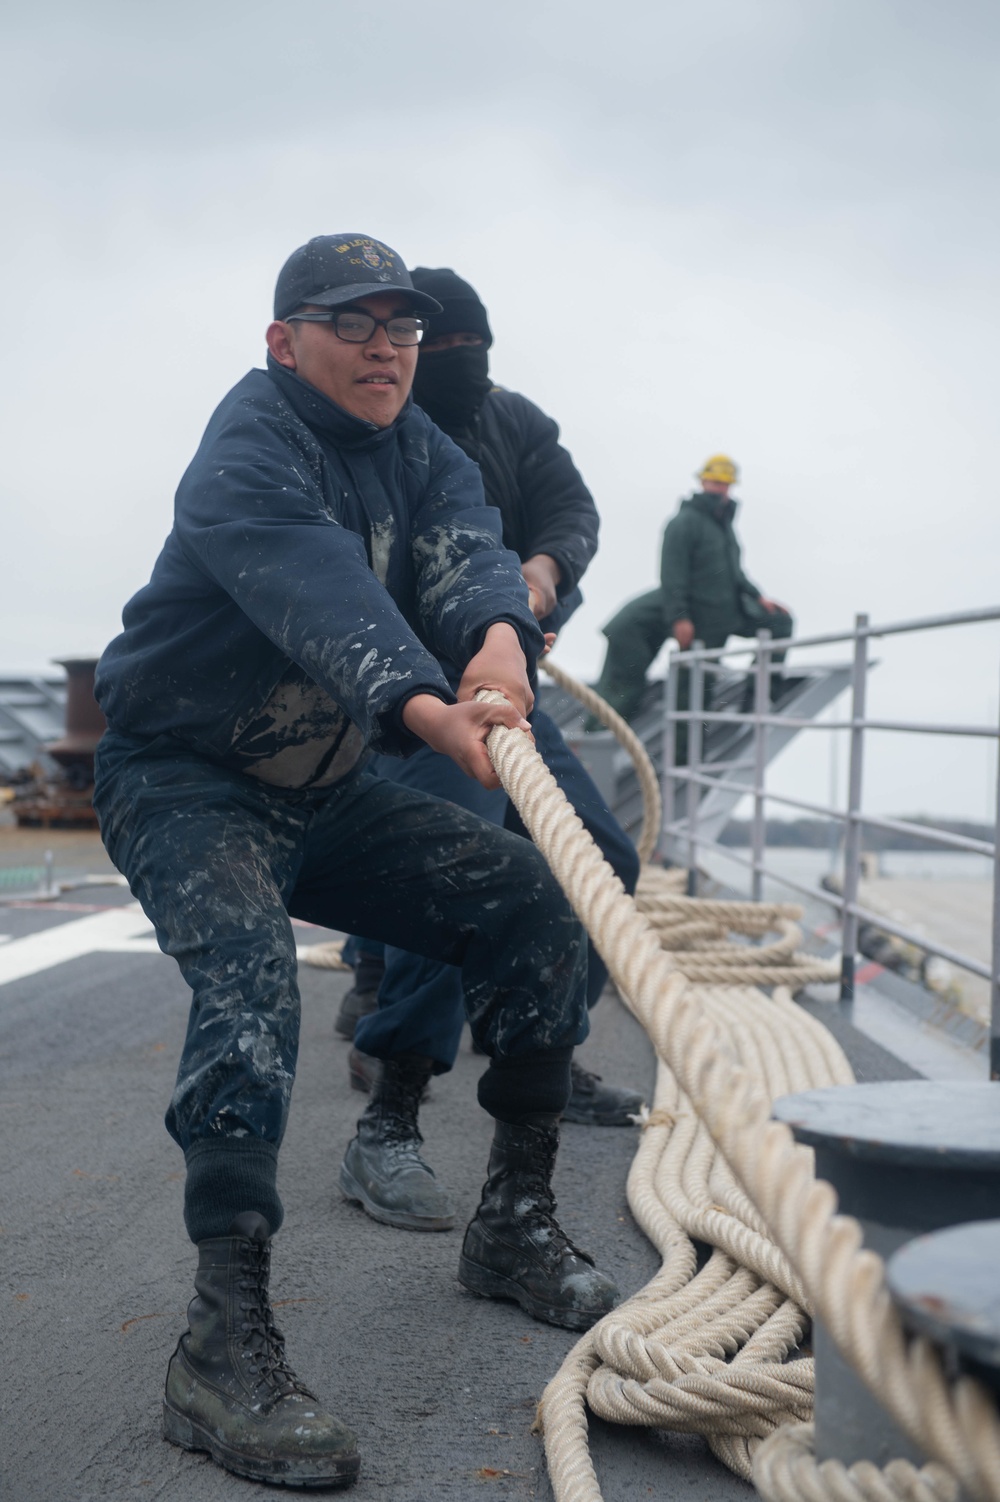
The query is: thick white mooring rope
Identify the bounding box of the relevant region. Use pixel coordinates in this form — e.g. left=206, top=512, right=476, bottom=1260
left=540, top=656, right=662, bottom=863
left=298, top=936, right=350, bottom=969
left=476, top=673, right=1000, bottom=1502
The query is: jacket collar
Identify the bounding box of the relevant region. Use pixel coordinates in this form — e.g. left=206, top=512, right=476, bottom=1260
left=688, top=489, right=737, bottom=523
left=265, top=353, right=413, bottom=452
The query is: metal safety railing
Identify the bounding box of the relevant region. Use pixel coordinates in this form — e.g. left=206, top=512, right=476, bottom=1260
left=659, top=605, right=1000, bottom=1080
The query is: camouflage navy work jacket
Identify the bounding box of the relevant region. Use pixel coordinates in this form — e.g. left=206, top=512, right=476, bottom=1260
left=95, top=356, right=542, bottom=790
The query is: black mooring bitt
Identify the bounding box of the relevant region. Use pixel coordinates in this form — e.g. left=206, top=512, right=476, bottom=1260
left=772, top=1080, right=1000, bottom=1476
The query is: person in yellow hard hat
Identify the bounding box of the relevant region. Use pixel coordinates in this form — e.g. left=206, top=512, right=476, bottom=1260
left=587, top=455, right=793, bottom=726
left=698, top=454, right=738, bottom=485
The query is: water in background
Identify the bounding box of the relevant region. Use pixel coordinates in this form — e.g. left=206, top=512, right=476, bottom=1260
left=703, top=847, right=993, bottom=900
left=699, top=846, right=993, bottom=1024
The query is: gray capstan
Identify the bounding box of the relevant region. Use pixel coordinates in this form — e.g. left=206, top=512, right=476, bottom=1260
left=773, top=1079, right=1000, bottom=1472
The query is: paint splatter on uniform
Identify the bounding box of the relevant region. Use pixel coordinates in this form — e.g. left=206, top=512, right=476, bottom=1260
left=93, top=355, right=588, bottom=1234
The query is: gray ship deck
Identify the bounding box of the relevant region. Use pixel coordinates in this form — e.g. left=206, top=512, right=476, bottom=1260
left=0, top=832, right=971, bottom=1502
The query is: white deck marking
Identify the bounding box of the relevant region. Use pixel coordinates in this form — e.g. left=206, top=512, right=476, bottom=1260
left=0, top=903, right=161, bottom=988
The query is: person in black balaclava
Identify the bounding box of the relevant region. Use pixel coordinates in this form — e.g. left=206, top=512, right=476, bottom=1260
left=336, top=270, right=645, bottom=1237
left=404, top=268, right=494, bottom=440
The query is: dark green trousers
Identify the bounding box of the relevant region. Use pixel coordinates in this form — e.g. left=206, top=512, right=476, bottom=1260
left=589, top=590, right=794, bottom=732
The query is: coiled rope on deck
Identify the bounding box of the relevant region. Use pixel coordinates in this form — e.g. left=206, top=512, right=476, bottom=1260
left=298, top=937, right=349, bottom=969
left=478, top=671, right=1000, bottom=1502
left=541, top=654, right=838, bottom=989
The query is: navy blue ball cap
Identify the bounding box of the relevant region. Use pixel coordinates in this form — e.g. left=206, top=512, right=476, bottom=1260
left=273, top=234, right=443, bottom=320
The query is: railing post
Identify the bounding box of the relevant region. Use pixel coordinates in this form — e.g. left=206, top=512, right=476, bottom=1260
left=751, top=630, right=771, bottom=903
left=840, top=613, right=870, bottom=1001
left=984, top=672, right=990, bottom=1081
left=661, top=653, right=679, bottom=865
left=686, top=643, right=705, bottom=898
left=828, top=701, right=842, bottom=876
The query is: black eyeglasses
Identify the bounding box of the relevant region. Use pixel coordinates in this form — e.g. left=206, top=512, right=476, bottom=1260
left=285, top=310, right=427, bottom=347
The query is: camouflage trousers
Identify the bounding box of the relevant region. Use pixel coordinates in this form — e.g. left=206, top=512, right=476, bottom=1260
left=94, top=732, right=588, bottom=1155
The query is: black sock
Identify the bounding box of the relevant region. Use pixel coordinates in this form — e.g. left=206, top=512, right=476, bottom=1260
left=477, top=1046, right=573, bottom=1123
left=183, top=1138, right=282, bottom=1244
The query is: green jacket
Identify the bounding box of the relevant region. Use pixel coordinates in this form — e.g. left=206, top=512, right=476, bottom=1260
left=659, top=492, right=761, bottom=643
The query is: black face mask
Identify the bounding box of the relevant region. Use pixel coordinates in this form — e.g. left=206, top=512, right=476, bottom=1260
left=412, top=345, right=492, bottom=435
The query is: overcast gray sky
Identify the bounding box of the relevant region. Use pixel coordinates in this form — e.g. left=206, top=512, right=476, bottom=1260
left=3, top=0, right=998, bottom=818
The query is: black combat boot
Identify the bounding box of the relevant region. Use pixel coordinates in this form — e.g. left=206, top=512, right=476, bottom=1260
left=562, top=1059, right=645, bottom=1127
left=162, top=1212, right=360, bottom=1488
left=334, top=985, right=378, bottom=1040
left=347, top=1045, right=432, bottom=1101
left=334, top=952, right=385, bottom=1040
left=458, top=1119, right=620, bottom=1331
left=347, top=1044, right=382, bottom=1094
left=339, top=1056, right=455, bottom=1231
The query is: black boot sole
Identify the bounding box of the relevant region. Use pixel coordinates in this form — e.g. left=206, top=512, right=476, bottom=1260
left=162, top=1401, right=361, bottom=1488
left=561, top=1101, right=642, bottom=1126
left=457, top=1254, right=608, bottom=1332
left=338, top=1162, right=455, bottom=1232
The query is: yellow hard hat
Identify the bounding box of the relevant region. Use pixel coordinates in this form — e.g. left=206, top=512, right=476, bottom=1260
left=697, top=454, right=739, bottom=485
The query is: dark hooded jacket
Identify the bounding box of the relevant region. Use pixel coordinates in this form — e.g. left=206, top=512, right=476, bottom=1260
left=659, top=491, right=761, bottom=645
left=95, top=357, right=542, bottom=790
left=406, top=268, right=599, bottom=634
left=415, top=382, right=599, bottom=634
left=476, top=388, right=598, bottom=612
